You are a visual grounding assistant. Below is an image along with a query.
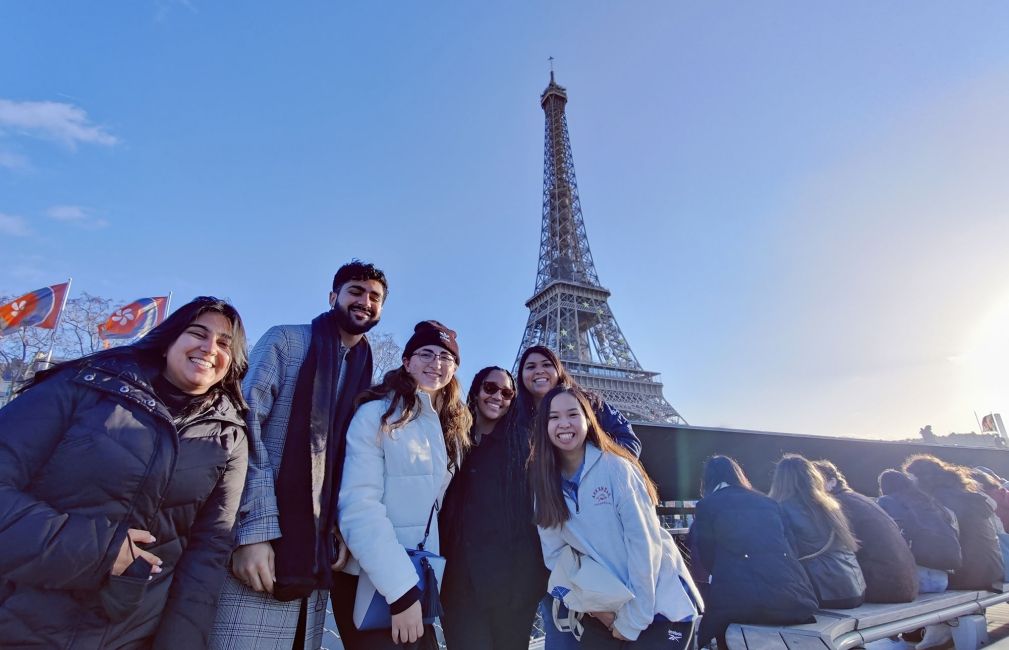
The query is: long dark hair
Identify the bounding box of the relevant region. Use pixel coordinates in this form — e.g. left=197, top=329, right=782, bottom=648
left=769, top=454, right=859, bottom=552
left=26, top=296, right=249, bottom=415
left=516, top=345, right=597, bottom=423
left=701, top=455, right=753, bottom=497
left=356, top=364, right=472, bottom=471
left=529, top=385, right=656, bottom=528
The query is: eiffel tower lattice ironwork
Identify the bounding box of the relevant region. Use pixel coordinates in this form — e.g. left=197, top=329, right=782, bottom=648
left=514, top=72, right=686, bottom=424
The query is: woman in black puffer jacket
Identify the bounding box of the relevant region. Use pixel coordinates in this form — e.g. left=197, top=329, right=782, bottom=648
left=770, top=455, right=865, bottom=610
left=694, top=456, right=818, bottom=649
left=0, top=296, right=249, bottom=649
left=877, top=469, right=962, bottom=593
left=903, top=455, right=1003, bottom=590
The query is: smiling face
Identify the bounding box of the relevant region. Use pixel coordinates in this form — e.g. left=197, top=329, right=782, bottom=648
left=329, top=279, right=384, bottom=335
left=522, top=352, right=560, bottom=402
left=476, top=369, right=514, bottom=424
left=404, top=344, right=457, bottom=394
left=162, top=312, right=234, bottom=395
left=546, top=390, right=588, bottom=455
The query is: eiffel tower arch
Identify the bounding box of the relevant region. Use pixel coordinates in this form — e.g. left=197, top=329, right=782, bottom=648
left=514, top=72, right=687, bottom=425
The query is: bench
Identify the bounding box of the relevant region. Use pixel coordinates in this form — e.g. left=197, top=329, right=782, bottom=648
left=725, top=583, right=1009, bottom=650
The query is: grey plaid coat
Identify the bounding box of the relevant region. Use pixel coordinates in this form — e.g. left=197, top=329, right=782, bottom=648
left=210, top=324, right=356, bottom=650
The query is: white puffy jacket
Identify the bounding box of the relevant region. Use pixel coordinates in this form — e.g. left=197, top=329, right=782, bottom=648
left=338, top=391, right=453, bottom=604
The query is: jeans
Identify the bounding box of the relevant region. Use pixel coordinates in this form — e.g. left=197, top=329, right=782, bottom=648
left=916, top=566, right=949, bottom=593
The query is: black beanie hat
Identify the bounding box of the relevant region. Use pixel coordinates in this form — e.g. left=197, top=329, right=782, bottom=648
left=403, top=320, right=460, bottom=364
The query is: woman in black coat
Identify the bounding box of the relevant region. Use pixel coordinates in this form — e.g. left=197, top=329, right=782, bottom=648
left=694, top=456, right=818, bottom=649
left=770, top=455, right=866, bottom=610
left=815, top=461, right=918, bottom=603
left=903, top=455, right=1003, bottom=590
left=0, top=296, right=249, bottom=649
left=439, top=366, right=547, bottom=650
left=877, top=469, right=962, bottom=593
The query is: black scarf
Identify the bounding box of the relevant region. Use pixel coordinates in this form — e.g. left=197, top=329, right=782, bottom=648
left=272, top=310, right=373, bottom=601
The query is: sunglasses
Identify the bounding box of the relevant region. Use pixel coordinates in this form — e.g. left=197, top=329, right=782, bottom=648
left=481, top=381, right=515, bottom=400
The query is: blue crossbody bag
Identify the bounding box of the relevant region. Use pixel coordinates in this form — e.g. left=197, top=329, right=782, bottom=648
left=353, top=500, right=446, bottom=631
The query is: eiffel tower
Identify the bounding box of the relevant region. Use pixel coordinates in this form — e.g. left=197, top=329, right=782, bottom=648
left=514, top=71, right=687, bottom=425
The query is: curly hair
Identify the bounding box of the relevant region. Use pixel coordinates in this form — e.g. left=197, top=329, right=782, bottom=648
left=902, top=454, right=978, bottom=494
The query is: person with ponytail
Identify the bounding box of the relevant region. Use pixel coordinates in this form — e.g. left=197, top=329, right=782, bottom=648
left=769, top=455, right=865, bottom=609
left=530, top=386, right=701, bottom=648
left=335, top=321, right=472, bottom=649
left=0, top=296, right=249, bottom=648
left=440, top=366, right=547, bottom=649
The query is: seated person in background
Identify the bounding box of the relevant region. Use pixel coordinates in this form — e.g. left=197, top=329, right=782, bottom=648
left=970, top=468, right=1009, bottom=533
left=769, top=455, right=865, bottom=610
left=815, top=460, right=918, bottom=603
left=904, top=455, right=1004, bottom=590
left=694, top=456, right=817, bottom=650
left=877, top=469, right=962, bottom=593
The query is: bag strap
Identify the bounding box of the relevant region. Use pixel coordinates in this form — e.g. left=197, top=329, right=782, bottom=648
left=417, top=499, right=440, bottom=551
left=798, top=530, right=835, bottom=561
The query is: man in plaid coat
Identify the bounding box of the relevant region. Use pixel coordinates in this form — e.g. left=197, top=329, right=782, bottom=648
left=210, top=261, right=388, bottom=649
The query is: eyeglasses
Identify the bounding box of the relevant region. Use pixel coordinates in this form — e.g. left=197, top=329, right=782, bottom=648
left=412, top=350, right=456, bottom=366
left=481, top=381, right=515, bottom=400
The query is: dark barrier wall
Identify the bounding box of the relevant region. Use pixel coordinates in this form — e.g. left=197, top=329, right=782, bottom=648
left=637, top=424, right=1009, bottom=501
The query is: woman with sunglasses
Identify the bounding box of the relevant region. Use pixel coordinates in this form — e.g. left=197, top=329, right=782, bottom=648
left=517, top=345, right=641, bottom=649
left=336, top=321, right=471, bottom=649
left=440, top=367, right=548, bottom=649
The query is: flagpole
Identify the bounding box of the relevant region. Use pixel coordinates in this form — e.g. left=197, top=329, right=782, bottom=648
left=165, top=291, right=173, bottom=316
left=44, top=277, right=72, bottom=367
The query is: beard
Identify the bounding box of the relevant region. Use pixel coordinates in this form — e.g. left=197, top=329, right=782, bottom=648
left=332, top=303, right=380, bottom=335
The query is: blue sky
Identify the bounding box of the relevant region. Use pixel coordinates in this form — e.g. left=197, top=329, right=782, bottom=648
left=2, top=2, right=1008, bottom=439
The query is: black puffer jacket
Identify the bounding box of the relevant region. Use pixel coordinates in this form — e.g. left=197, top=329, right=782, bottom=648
left=833, top=489, right=918, bottom=603
left=0, top=352, right=248, bottom=649
left=695, top=486, right=818, bottom=648
left=780, top=499, right=865, bottom=608
left=931, top=487, right=1003, bottom=589
left=877, top=491, right=962, bottom=571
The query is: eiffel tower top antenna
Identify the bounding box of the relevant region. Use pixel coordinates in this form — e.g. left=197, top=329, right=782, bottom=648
left=514, top=72, right=687, bottom=425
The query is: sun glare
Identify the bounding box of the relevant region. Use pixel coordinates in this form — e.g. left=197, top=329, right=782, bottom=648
left=955, top=288, right=1009, bottom=424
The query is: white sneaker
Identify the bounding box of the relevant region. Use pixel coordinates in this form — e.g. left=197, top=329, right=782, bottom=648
left=916, top=624, right=953, bottom=650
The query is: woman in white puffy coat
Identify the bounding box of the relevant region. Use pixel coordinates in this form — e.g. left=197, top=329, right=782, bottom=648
left=335, top=321, right=471, bottom=649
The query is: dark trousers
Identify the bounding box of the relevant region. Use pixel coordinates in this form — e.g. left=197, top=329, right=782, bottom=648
left=579, top=617, right=695, bottom=650
left=330, top=571, right=439, bottom=650
left=441, top=592, right=539, bottom=649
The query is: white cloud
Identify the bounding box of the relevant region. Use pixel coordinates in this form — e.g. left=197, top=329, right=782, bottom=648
left=0, top=98, right=118, bottom=149
left=0, top=150, right=30, bottom=170
left=47, top=205, right=87, bottom=221
left=0, top=212, right=30, bottom=237
left=46, top=204, right=110, bottom=229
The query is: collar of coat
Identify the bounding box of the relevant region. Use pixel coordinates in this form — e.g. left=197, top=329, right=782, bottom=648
left=70, top=350, right=244, bottom=428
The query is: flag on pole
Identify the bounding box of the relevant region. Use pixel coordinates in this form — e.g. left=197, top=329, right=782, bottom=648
left=98, top=297, right=170, bottom=342
left=982, top=414, right=997, bottom=433
left=0, top=283, right=71, bottom=336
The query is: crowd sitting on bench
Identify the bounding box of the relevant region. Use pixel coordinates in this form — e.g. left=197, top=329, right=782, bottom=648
left=690, top=453, right=1009, bottom=650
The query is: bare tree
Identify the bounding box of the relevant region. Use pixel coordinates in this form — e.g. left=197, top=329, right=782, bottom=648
left=56, top=293, right=117, bottom=358
left=369, top=331, right=402, bottom=383
left=1, top=293, right=122, bottom=396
